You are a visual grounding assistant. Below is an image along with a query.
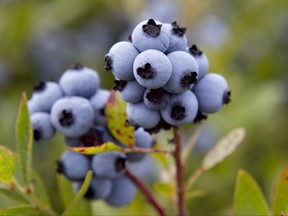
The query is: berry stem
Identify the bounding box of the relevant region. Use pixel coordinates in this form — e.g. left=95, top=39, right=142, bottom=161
left=173, top=126, right=185, bottom=216
left=125, top=169, right=166, bottom=216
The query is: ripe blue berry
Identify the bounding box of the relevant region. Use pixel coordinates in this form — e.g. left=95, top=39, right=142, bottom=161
left=73, top=175, right=112, bottom=200
left=92, top=152, right=126, bottom=179
left=133, top=49, right=172, bottom=89
left=164, top=21, right=188, bottom=53
left=57, top=150, right=90, bottom=181
left=126, top=128, right=153, bottom=162
left=164, top=51, right=199, bottom=93
left=50, top=96, right=95, bottom=137
left=143, top=88, right=170, bottom=110
left=126, top=102, right=161, bottom=129
left=113, top=80, right=145, bottom=103
left=30, top=81, right=63, bottom=113
left=59, top=63, right=100, bottom=98
left=105, top=176, right=136, bottom=207
left=104, top=41, right=139, bottom=80
left=30, top=112, right=55, bottom=141
left=160, top=90, right=198, bottom=125
left=188, top=44, right=209, bottom=80
left=90, top=89, right=110, bottom=126
left=131, top=19, right=170, bottom=52
left=193, top=73, right=231, bottom=114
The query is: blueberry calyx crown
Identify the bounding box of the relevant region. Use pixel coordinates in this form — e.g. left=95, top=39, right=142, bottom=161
left=193, top=111, right=208, bottom=124
left=171, top=103, right=186, bottom=120
left=223, top=90, right=231, bottom=104
left=146, top=88, right=167, bottom=104
left=180, top=71, right=198, bottom=87
left=189, top=44, right=203, bottom=56
left=171, top=21, right=187, bottom=37
left=115, top=157, right=126, bottom=172
left=137, top=63, right=155, bottom=79
left=71, top=62, right=84, bottom=70
left=56, top=160, right=64, bottom=174
left=142, top=19, right=162, bottom=37
left=33, top=81, right=46, bottom=92
left=33, top=129, right=41, bottom=141
left=113, top=80, right=127, bottom=91
left=59, top=109, right=74, bottom=127
left=104, top=55, right=113, bottom=71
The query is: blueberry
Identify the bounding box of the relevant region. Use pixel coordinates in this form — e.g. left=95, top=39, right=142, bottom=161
left=131, top=19, right=170, bottom=52
left=105, top=176, right=136, bottom=207
left=188, top=44, right=209, bottom=80
left=113, top=80, right=145, bottom=103
left=193, top=73, right=231, bottom=114
left=101, top=127, right=125, bottom=147
left=30, top=81, right=63, bottom=113
left=92, top=152, right=126, bottom=179
left=73, top=175, right=112, bottom=200
left=163, top=51, right=199, bottom=94
left=160, top=90, right=198, bottom=125
left=164, top=21, right=188, bottom=53
left=59, top=63, right=100, bottom=98
left=126, top=102, right=161, bottom=129
left=133, top=49, right=172, bottom=89
left=56, top=150, right=90, bottom=181
left=64, top=126, right=104, bottom=147
left=50, top=96, right=95, bottom=137
left=143, top=88, right=170, bottom=110
left=90, top=89, right=110, bottom=126
left=126, top=128, right=153, bottom=162
left=104, top=41, right=139, bottom=81
left=30, top=112, right=55, bottom=141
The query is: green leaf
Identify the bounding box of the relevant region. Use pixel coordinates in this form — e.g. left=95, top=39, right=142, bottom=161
left=62, top=170, right=93, bottom=216
left=15, top=93, right=33, bottom=185
left=202, top=127, right=245, bottom=170
left=0, top=205, right=39, bottom=215
left=0, top=146, right=15, bottom=183
left=0, top=188, right=29, bottom=203
left=69, top=142, right=122, bottom=155
left=105, top=90, right=134, bottom=147
left=272, top=166, right=288, bottom=216
left=234, top=169, right=270, bottom=216
left=30, top=169, right=50, bottom=206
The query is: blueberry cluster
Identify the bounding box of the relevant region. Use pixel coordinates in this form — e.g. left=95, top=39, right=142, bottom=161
left=27, top=63, right=154, bottom=206
left=105, top=19, right=231, bottom=131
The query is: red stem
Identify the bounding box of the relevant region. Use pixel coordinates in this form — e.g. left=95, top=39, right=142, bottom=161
left=173, top=126, right=185, bottom=216
left=125, top=169, right=166, bottom=216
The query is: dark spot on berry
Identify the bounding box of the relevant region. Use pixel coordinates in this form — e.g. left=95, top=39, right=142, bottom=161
left=146, top=88, right=168, bottom=104
left=113, top=80, right=127, bottom=91
left=59, top=109, right=74, bottom=127
left=171, top=103, right=186, bottom=120
left=56, top=161, right=64, bottom=174
left=71, top=62, right=84, bottom=70
left=193, top=111, right=208, bottom=124
left=33, top=129, right=41, bottom=142
left=104, top=54, right=113, bottom=71
left=180, top=71, right=198, bottom=87
left=128, top=35, right=132, bottom=42
left=189, top=44, right=203, bottom=56
left=33, top=81, right=46, bottom=92
left=84, top=186, right=95, bottom=199
left=171, top=21, right=186, bottom=37
left=115, top=157, right=126, bottom=172
left=142, top=19, right=162, bottom=37
left=223, top=90, right=231, bottom=104
left=137, top=63, right=155, bottom=79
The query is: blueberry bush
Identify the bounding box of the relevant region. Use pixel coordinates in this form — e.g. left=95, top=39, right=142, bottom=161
left=0, top=1, right=288, bottom=216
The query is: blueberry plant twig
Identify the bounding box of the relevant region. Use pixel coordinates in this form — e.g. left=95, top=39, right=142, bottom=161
left=173, top=126, right=185, bottom=216
left=10, top=178, right=57, bottom=215
left=125, top=169, right=166, bottom=216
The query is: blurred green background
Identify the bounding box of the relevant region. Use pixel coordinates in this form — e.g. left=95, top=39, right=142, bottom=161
left=0, top=0, right=287, bottom=215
